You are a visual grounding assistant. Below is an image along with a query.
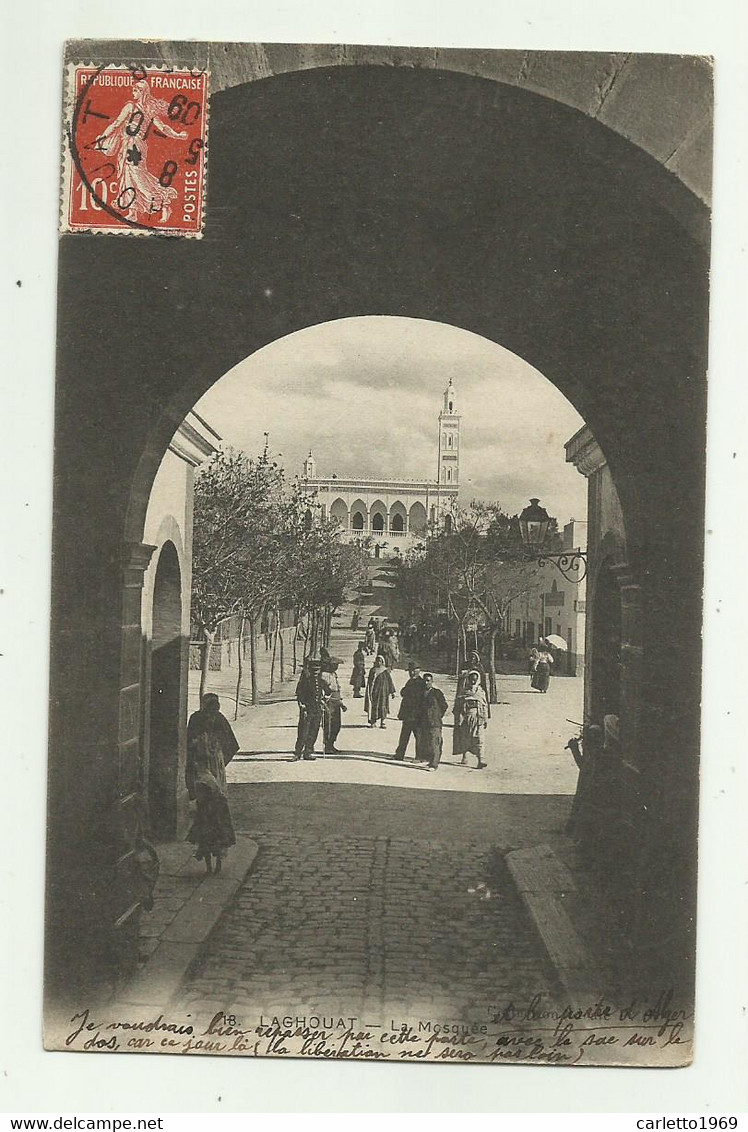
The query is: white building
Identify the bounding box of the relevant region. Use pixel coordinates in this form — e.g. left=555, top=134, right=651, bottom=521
left=301, top=379, right=461, bottom=551
left=503, top=518, right=588, bottom=675
left=140, top=411, right=220, bottom=840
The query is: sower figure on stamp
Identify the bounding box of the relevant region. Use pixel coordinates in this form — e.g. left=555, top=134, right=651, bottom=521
left=294, top=655, right=323, bottom=760
left=94, top=80, right=187, bottom=224
left=394, top=662, right=425, bottom=760
left=415, top=673, right=448, bottom=771
left=186, top=694, right=238, bottom=874
left=321, top=655, right=347, bottom=754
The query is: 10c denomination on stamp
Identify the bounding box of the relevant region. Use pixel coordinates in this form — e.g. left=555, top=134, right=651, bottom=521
left=62, top=64, right=209, bottom=236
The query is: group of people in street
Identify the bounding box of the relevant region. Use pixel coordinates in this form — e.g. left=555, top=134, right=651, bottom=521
left=290, top=634, right=493, bottom=772
left=182, top=619, right=498, bottom=871
left=388, top=659, right=491, bottom=771
left=293, top=647, right=349, bottom=759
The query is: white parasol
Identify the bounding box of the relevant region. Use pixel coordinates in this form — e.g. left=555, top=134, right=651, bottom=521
left=544, top=633, right=568, bottom=651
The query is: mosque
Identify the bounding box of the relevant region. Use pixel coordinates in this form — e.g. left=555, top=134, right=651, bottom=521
left=301, top=379, right=461, bottom=551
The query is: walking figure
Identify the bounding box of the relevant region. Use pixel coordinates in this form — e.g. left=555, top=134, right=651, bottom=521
left=467, top=650, right=491, bottom=717
left=294, top=655, right=323, bottom=760
left=321, top=655, right=347, bottom=754
left=453, top=670, right=489, bottom=769
left=349, top=641, right=367, bottom=698
left=415, top=672, right=448, bottom=771
left=394, top=662, right=425, bottom=760
left=185, top=694, right=238, bottom=873
left=531, top=641, right=554, bottom=693
left=377, top=628, right=399, bottom=670
left=365, top=655, right=395, bottom=728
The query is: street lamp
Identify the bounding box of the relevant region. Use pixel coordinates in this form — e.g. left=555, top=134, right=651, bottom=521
left=519, top=498, right=588, bottom=582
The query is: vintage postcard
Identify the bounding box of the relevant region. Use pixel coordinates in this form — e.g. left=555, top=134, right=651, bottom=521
left=46, top=41, right=712, bottom=1066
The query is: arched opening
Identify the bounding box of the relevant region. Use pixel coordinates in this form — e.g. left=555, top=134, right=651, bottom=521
left=371, top=512, right=385, bottom=534
left=389, top=500, right=407, bottom=534
left=351, top=511, right=365, bottom=531
left=148, top=541, right=182, bottom=841
left=443, top=513, right=453, bottom=533
left=46, top=59, right=709, bottom=1010
left=330, top=497, right=348, bottom=530
left=409, top=501, right=427, bottom=535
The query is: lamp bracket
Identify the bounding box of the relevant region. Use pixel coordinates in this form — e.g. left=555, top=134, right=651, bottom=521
left=537, top=550, right=588, bottom=583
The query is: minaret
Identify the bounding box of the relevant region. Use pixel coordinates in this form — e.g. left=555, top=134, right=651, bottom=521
left=303, top=449, right=316, bottom=479
left=437, top=378, right=460, bottom=490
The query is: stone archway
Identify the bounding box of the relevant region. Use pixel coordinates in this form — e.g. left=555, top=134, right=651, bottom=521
left=350, top=498, right=367, bottom=532
left=389, top=500, right=407, bottom=534
left=148, top=541, right=182, bottom=841
left=48, top=61, right=709, bottom=1000
left=370, top=501, right=386, bottom=534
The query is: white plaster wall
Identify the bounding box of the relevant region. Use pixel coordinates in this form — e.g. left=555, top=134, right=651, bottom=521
left=598, top=464, right=627, bottom=549
left=141, top=450, right=192, bottom=641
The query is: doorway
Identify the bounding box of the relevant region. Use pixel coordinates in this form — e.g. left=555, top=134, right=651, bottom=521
left=148, top=541, right=182, bottom=840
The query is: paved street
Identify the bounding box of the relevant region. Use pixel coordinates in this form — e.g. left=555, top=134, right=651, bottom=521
left=174, top=833, right=558, bottom=1029
left=171, top=604, right=580, bottom=1030
left=208, top=606, right=584, bottom=796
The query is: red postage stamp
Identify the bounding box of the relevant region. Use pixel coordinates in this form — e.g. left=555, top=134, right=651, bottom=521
left=61, top=64, right=209, bottom=236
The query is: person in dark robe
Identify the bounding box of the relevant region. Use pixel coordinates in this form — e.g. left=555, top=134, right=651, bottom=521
left=293, top=655, right=323, bottom=760
left=185, top=694, right=239, bottom=873
left=394, top=662, right=425, bottom=760
left=415, top=672, right=449, bottom=770
left=321, top=655, right=347, bottom=754
left=365, top=655, right=396, bottom=728
left=349, top=642, right=367, bottom=698
left=350, top=608, right=361, bottom=631
left=452, top=671, right=489, bottom=769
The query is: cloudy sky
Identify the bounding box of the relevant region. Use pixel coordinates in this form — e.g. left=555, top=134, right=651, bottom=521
left=194, top=317, right=587, bottom=525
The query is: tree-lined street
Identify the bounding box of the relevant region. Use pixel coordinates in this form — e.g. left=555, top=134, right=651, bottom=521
left=196, top=604, right=583, bottom=797
left=171, top=601, right=583, bottom=1028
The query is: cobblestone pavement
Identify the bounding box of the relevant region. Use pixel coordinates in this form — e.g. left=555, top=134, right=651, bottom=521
left=174, top=832, right=559, bottom=1029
